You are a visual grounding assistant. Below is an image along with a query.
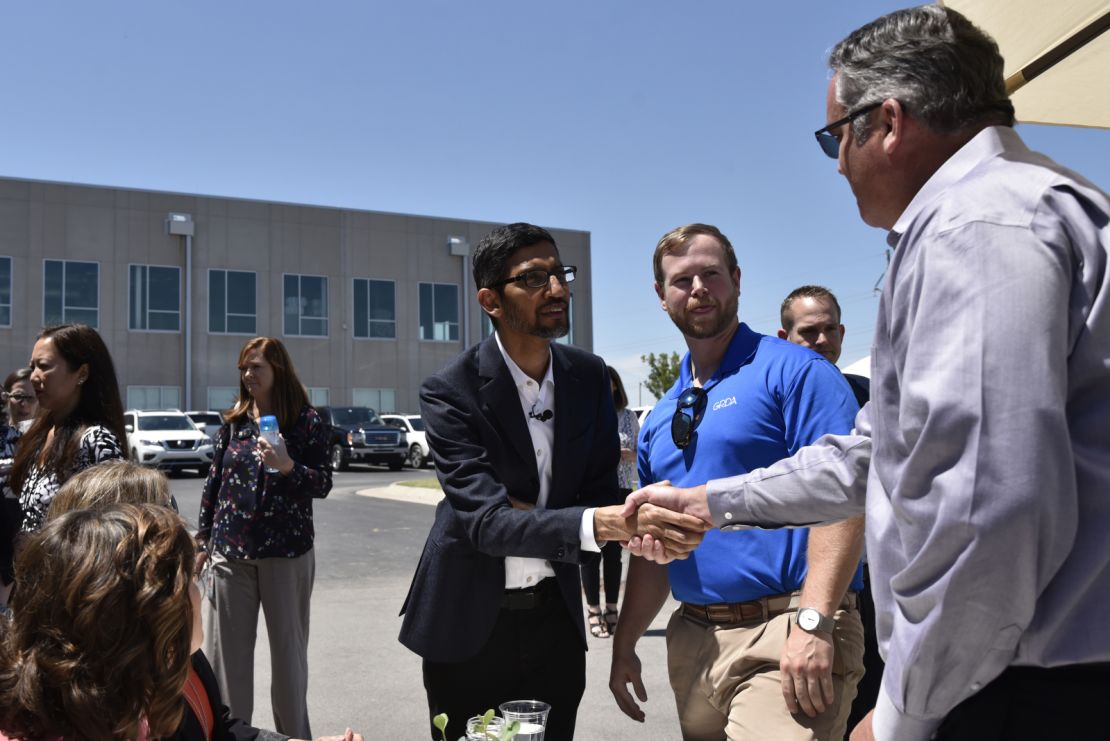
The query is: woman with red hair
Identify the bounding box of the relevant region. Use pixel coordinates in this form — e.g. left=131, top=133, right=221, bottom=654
left=196, top=337, right=332, bottom=738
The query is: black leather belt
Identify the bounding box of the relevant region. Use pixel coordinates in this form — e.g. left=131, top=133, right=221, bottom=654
left=501, top=578, right=558, bottom=611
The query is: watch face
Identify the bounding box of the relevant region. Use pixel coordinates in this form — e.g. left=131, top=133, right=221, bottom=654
left=798, top=609, right=820, bottom=630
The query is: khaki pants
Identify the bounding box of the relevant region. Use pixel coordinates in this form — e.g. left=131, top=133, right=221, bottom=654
left=203, top=549, right=315, bottom=738
left=666, top=606, right=865, bottom=741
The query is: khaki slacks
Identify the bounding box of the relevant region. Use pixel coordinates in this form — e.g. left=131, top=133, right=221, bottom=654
left=666, top=606, right=865, bottom=741
left=203, top=548, right=315, bottom=738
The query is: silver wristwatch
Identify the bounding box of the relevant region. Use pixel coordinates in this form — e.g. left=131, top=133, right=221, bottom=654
left=795, top=607, right=835, bottom=634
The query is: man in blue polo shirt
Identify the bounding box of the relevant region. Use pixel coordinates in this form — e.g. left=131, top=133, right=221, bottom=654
left=609, top=223, right=865, bottom=740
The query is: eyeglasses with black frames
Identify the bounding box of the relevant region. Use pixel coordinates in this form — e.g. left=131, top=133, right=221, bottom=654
left=489, top=265, right=577, bottom=290
left=670, top=378, right=722, bottom=450
left=813, top=101, right=882, bottom=159
left=2, top=392, right=35, bottom=404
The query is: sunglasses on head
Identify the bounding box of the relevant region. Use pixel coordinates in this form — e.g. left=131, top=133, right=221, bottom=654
left=670, top=378, right=722, bottom=450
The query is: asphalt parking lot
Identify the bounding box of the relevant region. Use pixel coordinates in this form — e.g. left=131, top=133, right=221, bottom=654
left=169, top=467, right=682, bottom=739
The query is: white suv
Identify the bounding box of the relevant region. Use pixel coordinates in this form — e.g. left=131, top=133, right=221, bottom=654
left=381, top=414, right=431, bottom=469
left=125, top=409, right=215, bottom=476
left=185, top=410, right=224, bottom=439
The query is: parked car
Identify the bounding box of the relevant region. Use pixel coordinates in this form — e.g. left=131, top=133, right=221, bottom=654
left=125, top=409, right=215, bottom=476
left=185, top=410, right=224, bottom=438
left=316, top=406, right=408, bottom=472
left=630, top=405, right=654, bottom=425
left=380, top=414, right=432, bottom=469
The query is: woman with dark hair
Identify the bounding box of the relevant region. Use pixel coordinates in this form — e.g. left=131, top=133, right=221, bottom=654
left=2, top=368, right=38, bottom=430
left=10, top=324, right=126, bottom=534
left=581, top=365, right=640, bottom=638
left=2, top=368, right=40, bottom=608
left=0, top=503, right=196, bottom=740
left=197, top=337, right=332, bottom=738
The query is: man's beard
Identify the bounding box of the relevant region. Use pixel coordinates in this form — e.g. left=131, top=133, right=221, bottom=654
left=502, top=298, right=569, bottom=340
left=670, top=291, right=738, bottom=340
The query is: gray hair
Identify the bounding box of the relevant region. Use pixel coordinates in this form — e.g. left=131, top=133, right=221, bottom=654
left=830, top=5, right=1015, bottom=143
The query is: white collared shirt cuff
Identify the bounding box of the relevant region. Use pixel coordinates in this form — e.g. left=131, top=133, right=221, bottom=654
left=872, top=683, right=943, bottom=741
left=580, top=508, right=601, bottom=552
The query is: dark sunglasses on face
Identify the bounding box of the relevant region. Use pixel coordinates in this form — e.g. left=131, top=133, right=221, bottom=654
left=813, top=101, right=882, bottom=159
left=489, top=265, right=577, bottom=290
left=670, top=378, right=723, bottom=450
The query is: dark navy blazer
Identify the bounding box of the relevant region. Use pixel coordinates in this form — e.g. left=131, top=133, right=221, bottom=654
left=399, top=336, right=620, bottom=663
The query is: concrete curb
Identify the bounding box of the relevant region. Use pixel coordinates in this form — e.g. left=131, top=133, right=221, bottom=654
left=355, top=482, right=443, bottom=506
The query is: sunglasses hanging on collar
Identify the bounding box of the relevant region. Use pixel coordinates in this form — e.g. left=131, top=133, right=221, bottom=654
left=670, top=377, right=724, bottom=450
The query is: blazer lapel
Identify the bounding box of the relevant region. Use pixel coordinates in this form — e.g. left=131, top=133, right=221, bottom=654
left=477, top=337, right=536, bottom=494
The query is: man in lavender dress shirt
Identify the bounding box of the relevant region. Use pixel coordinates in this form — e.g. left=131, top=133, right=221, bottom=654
left=623, top=6, right=1110, bottom=741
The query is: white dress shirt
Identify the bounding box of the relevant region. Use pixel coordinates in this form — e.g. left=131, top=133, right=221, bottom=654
left=495, top=333, right=600, bottom=590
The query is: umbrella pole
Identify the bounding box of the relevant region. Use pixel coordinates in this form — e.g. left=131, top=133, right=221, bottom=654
left=1005, top=9, right=1110, bottom=94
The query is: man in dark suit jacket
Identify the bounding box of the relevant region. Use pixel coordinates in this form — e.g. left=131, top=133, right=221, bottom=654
left=399, top=223, right=706, bottom=741
left=777, top=285, right=870, bottom=407
left=779, top=285, right=880, bottom=738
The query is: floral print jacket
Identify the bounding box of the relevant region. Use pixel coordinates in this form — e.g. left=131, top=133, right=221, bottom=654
left=197, top=405, right=332, bottom=559
left=19, top=425, right=124, bottom=533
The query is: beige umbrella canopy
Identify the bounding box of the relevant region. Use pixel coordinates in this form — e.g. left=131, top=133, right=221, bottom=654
left=940, top=0, right=1110, bottom=129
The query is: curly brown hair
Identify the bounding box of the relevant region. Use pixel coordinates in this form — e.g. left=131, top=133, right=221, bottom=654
left=0, top=504, right=195, bottom=740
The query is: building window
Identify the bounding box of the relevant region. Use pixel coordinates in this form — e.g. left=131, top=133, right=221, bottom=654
left=353, top=387, right=396, bottom=414
left=353, top=278, right=396, bottom=339
left=129, top=265, right=181, bottom=332
left=207, top=386, right=238, bottom=413
left=308, top=387, right=330, bottom=406
left=481, top=312, right=493, bottom=340
left=43, top=259, right=99, bottom=328
left=0, top=257, right=11, bottom=327
left=126, top=385, right=181, bottom=410
left=209, top=270, right=257, bottom=334
left=418, top=283, right=459, bottom=342
left=283, top=274, right=328, bottom=337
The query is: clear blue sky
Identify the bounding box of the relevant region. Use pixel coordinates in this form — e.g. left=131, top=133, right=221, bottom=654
left=3, top=1, right=1107, bottom=403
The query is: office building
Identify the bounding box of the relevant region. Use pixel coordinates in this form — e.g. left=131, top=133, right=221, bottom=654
left=0, top=176, right=593, bottom=414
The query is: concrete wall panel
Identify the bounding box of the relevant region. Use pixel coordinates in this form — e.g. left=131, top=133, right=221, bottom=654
left=0, top=176, right=591, bottom=413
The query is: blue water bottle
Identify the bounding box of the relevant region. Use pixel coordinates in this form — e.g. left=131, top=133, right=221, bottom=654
left=259, top=415, right=280, bottom=474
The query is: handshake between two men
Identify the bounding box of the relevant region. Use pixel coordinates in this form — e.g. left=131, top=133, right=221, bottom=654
left=592, top=482, right=713, bottom=560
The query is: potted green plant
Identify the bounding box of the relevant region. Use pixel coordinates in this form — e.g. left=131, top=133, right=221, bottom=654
left=433, top=709, right=520, bottom=741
